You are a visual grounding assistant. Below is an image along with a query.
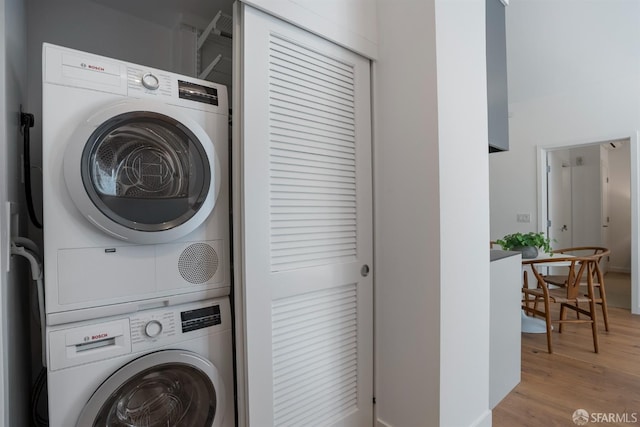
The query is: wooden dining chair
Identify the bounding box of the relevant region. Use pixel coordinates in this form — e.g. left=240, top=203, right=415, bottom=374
left=544, top=247, right=611, bottom=331
left=522, top=256, right=599, bottom=354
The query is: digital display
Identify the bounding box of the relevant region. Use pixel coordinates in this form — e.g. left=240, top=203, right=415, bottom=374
left=180, top=305, right=221, bottom=333
left=178, top=80, right=218, bottom=105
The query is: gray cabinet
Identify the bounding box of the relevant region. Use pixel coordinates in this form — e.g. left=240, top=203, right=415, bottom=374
left=487, top=0, right=509, bottom=152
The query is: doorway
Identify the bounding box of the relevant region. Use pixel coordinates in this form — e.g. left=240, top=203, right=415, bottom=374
left=539, top=134, right=639, bottom=314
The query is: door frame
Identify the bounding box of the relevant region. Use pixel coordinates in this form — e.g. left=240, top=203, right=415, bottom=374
left=537, top=131, right=640, bottom=314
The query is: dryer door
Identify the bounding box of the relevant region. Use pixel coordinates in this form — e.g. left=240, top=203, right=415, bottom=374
left=76, top=350, right=227, bottom=427
left=64, top=100, right=221, bottom=244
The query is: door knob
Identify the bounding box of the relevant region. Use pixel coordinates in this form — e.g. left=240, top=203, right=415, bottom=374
left=361, top=264, right=370, bottom=277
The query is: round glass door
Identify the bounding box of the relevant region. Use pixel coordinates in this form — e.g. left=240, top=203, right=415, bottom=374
left=76, top=350, right=226, bottom=427
left=93, top=364, right=215, bottom=426
left=82, top=111, right=210, bottom=232
left=64, top=100, right=222, bottom=244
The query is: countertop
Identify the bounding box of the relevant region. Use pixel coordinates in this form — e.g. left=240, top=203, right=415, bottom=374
left=490, top=249, right=521, bottom=262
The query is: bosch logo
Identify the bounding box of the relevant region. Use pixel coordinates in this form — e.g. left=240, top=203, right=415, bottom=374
left=91, top=333, right=108, bottom=340
left=79, top=62, right=104, bottom=72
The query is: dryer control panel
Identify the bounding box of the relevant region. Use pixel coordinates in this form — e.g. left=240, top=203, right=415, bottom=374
left=43, top=43, right=228, bottom=116
left=127, top=67, right=173, bottom=98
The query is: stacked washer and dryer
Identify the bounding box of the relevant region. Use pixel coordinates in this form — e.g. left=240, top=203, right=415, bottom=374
left=41, top=43, right=234, bottom=427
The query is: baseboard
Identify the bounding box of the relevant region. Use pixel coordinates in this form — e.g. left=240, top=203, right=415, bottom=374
left=608, top=266, right=632, bottom=274
left=378, top=410, right=492, bottom=427
left=377, top=419, right=394, bottom=427
left=468, top=409, right=492, bottom=427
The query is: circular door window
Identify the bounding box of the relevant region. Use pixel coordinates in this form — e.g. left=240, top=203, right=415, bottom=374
left=76, top=350, right=226, bottom=427
left=83, top=112, right=210, bottom=232
left=64, top=101, right=222, bottom=244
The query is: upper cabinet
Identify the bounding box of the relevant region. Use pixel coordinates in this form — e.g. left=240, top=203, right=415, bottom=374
left=241, top=0, right=378, bottom=59
left=486, top=0, right=509, bottom=152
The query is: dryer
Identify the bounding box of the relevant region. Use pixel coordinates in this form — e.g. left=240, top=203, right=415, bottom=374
left=46, top=297, right=235, bottom=427
left=42, top=44, right=230, bottom=325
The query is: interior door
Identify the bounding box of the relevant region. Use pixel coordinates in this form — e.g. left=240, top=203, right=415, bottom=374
left=547, top=150, right=572, bottom=249
left=601, top=160, right=610, bottom=273
left=237, top=5, right=373, bottom=427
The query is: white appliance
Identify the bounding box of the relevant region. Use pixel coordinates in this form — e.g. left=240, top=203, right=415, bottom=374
left=47, top=297, right=235, bottom=427
left=42, top=44, right=230, bottom=325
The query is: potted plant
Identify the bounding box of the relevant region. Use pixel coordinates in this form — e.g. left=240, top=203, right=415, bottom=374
left=495, top=231, right=553, bottom=259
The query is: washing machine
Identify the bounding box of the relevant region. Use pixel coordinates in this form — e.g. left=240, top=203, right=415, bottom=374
left=42, top=44, right=230, bottom=325
left=46, top=297, right=235, bottom=427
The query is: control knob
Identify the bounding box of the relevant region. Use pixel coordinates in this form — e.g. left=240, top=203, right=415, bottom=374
left=144, top=320, right=163, bottom=338
left=141, top=73, right=160, bottom=90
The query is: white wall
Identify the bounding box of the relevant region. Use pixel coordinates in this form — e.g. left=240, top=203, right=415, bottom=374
left=609, top=142, right=632, bottom=272
left=24, top=0, right=188, bottom=239
left=374, top=0, right=490, bottom=426
left=1, top=0, right=31, bottom=424
left=434, top=0, right=490, bottom=425
left=490, top=0, right=640, bottom=239
left=27, top=0, right=176, bottom=73
left=373, top=0, right=440, bottom=424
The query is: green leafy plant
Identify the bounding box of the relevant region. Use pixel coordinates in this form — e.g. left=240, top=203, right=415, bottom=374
left=495, top=232, right=553, bottom=254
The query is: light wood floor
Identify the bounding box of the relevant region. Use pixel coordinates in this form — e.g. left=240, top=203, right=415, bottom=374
left=493, top=305, right=640, bottom=426
left=605, top=272, right=632, bottom=310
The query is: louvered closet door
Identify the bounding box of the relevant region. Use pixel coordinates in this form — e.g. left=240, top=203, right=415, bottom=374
left=240, top=5, right=373, bottom=427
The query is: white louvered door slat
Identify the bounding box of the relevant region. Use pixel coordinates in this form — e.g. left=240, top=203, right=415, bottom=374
left=240, top=5, right=373, bottom=427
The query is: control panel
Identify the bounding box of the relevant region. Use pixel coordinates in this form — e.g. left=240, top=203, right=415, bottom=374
left=44, top=43, right=228, bottom=115
left=130, top=310, right=177, bottom=345
left=126, top=68, right=219, bottom=107
left=128, top=301, right=223, bottom=352
left=127, top=67, right=172, bottom=98
left=178, top=80, right=219, bottom=105
left=181, top=304, right=221, bottom=333
left=48, top=297, right=231, bottom=370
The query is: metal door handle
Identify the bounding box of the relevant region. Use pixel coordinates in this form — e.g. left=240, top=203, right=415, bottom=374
left=361, top=264, right=370, bottom=277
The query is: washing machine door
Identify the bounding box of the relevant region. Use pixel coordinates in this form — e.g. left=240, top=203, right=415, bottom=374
left=64, top=100, right=221, bottom=244
left=76, top=350, right=227, bottom=427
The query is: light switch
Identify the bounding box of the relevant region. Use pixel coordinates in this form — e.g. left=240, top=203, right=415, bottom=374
left=516, top=213, right=531, bottom=223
